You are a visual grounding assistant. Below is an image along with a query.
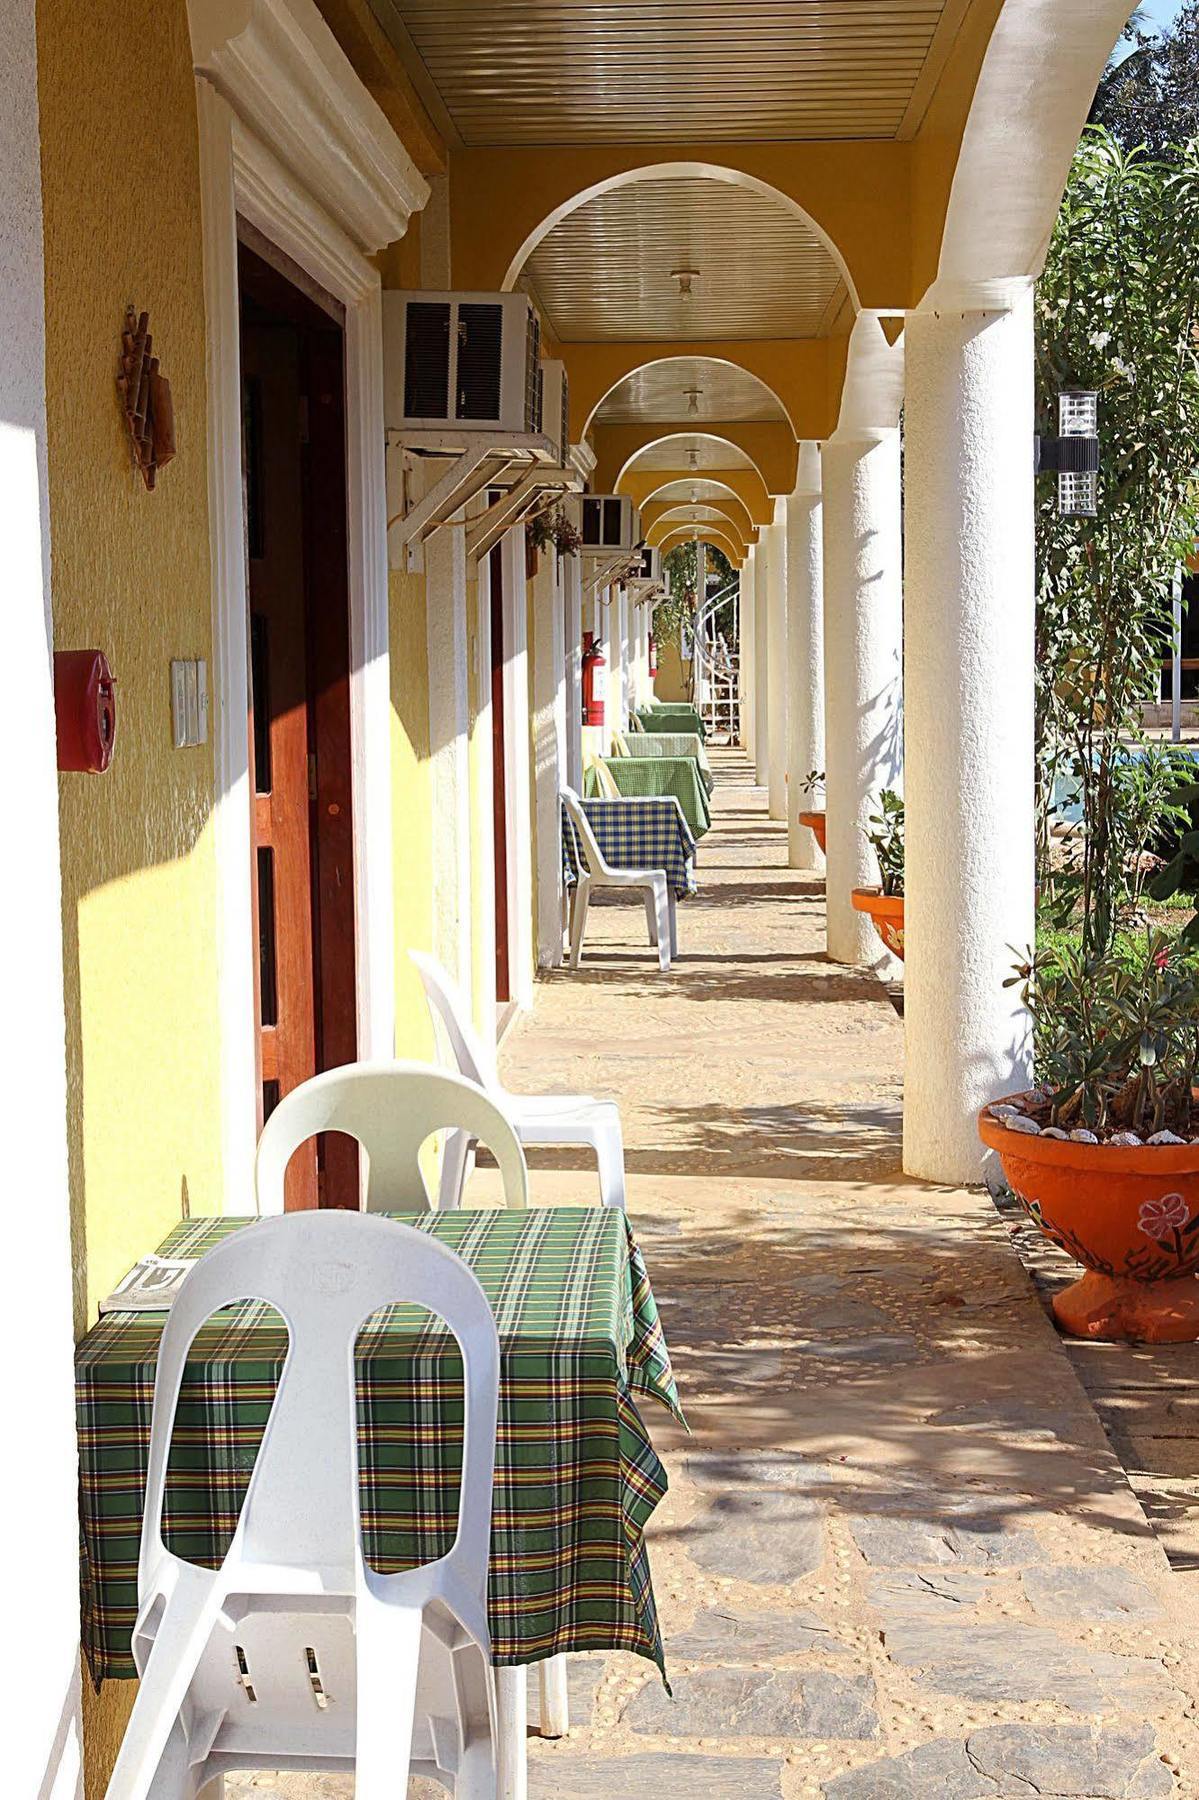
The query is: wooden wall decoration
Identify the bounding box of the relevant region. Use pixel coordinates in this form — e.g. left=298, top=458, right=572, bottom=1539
left=116, top=307, right=176, bottom=491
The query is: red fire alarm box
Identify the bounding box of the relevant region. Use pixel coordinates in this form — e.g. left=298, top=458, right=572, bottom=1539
left=55, top=650, right=116, bottom=773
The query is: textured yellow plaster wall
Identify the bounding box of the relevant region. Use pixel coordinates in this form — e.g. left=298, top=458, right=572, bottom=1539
left=36, top=0, right=220, bottom=1787
left=389, top=568, right=437, bottom=1060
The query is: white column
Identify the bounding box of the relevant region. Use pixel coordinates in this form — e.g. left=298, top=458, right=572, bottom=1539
left=786, top=444, right=825, bottom=869
left=822, top=428, right=904, bottom=966
left=606, top=585, right=625, bottom=734
left=426, top=520, right=473, bottom=985
left=766, top=497, right=788, bottom=820
left=739, top=553, right=755, bottom=752
left=903, top=290, right=1036, bottom=1182
left=617, top=585, right=632, bottom=724
left=3, top=1, right=83, bottom=1790
left=753, top=533, right=770, bottom=786
left=501, top=526, right=534, bottom=1008
left=564, top=548, right=583, bottom=790
left=531, top=546, right=566, bottom=969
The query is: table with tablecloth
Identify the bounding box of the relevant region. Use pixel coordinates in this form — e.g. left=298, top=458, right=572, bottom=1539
left=635, top=706, right=706, bottom=740
left=561, top=795, right=698, bottom=897
left=584, top=757, right=712, bottom=839
left=615, top=731, right=713, bottom=793
left=76, top=1206, right=683, bottom=1687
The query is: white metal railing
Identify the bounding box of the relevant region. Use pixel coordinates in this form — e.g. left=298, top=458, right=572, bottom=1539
left=688, top=578, right=740, bottom=741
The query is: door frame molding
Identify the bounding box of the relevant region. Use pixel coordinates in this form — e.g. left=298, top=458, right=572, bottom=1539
left=192, top=0, right=427, bottom=1201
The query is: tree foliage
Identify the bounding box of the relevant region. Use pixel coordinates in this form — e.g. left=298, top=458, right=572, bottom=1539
left=1091, top=3, right=1199, bottom=155
left=1035, top=129, right=1199, bottom=957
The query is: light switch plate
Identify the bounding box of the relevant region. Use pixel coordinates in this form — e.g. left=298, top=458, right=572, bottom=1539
left=171, top=659, right=208, bottom=748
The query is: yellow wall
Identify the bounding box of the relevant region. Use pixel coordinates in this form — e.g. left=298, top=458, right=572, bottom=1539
left=37, top=0, right=220, bottom=1786
left=389, top=568, right=437, bottom=1059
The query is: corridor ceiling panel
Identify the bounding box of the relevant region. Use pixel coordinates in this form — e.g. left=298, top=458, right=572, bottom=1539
left=596, top=357, right=789, bottom=424
left=646, top=478, right=748, bottom=505
left=631, top=435, right=755, bottom=470
left=523, top=177, right=843, bottom=340
left=369, top=0, right=958, bottom=144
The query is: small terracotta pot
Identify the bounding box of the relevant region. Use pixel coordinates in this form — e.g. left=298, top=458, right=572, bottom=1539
left=979, top=1096, right=1199, bottom=1343
left=798, top=810, right=826, bottom=854
left=851, top=887, right=904, bottom=960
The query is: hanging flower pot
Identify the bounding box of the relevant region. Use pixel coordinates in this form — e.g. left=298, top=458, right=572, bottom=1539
left=979, top=1099, right=1199, bottom=1342
left=851, top=887, right=905, bottom=959
left=798, top=810, right=826, bottom=854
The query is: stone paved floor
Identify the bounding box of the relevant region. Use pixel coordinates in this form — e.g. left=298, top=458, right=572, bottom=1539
left=230, top=751, right=1199, bottom=1798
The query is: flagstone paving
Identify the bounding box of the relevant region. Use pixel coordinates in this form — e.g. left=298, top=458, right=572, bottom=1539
left=228, top=751, right=1199, bottom=1798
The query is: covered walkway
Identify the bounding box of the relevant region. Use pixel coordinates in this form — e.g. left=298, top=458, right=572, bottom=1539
left=491, top=755, right=1199, bottom=1798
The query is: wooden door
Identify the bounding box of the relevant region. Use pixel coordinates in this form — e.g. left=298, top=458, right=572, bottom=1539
left=489, top=535, right=510, bottom=1004
left=240, top=240, right=358, bottom=1209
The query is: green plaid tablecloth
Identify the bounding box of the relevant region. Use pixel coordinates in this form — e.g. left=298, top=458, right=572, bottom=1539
left=561, top=797, right=698, bottom=897
left=637, top=706, right=706, bottom=741
left=585, top=758, right=712, bottom=839
left=76, top=1207, right=683, bottom=1687
left=616, top=732, right=713, bottom=793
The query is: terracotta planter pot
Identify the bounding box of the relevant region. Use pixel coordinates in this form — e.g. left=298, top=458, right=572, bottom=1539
left=851, top=887, right=904, bottom=960
left=979, top=1096, right=1199, bottom=1343
left=798, top=809, right=826, bottom=854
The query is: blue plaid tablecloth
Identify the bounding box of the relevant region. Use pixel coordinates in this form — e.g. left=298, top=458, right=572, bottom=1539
left=562, top=798, right=697, bottom=897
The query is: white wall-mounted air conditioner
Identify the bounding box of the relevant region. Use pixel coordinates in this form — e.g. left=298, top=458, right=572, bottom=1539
left=539, top=359, right=570, bottom=468
left=383, top=291, right=542, bottom=435
left=631, top=544, right=662, bottom=584
left=574, top=494, right=639, bottom=554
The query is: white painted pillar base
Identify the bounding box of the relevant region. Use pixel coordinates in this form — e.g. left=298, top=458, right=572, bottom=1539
left=766, top=498, right=788, bottom=820
left=903, top=291, right=1036, bottom=1184
left=786, top=447, right=825, bottom=869
left=821, top=429, right=903, bottom=967
left=740, top=552, right=756, bottom=755
left=753, top=535, right=769, bottom=786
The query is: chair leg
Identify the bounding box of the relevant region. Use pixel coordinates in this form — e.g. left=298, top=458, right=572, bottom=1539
left=654, top=882, right=672, bottom=972
left=593, top=1121, right=627, bottom=1210
left=569, top=880, right=590, bottom=969
left=668, top=890, right=679, bottom=959
left=354, top=1594, right=421, bottom=1799
left=539, top=1653, right=570, bottom=1739
left=496, top=1666, right=528, bottom=1800
left=439, top=1127, right=474, bottom=1210
left=643, top=889, right=659, bottom=946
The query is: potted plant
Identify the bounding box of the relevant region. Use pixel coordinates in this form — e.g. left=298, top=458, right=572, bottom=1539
left=797, top=769, right=826, bottom=854
left=526, top=504, right=582, bottom=576
left=979, top=932, right=1199, bottom=1342
left=851, top=790, right=904, bottom=959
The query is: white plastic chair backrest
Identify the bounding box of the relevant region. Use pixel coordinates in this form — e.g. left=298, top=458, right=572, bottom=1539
left=140, top=1210, right=499, bottom=1607
left=561, top=787, right=615, bottom=879
left=609, top=731, right=630, bottom=758
left=410, top=951, right=500, bottom=1092
left=255, top=1061, right=528, bottom=1214
left=591, top=759, right=621, bottom=799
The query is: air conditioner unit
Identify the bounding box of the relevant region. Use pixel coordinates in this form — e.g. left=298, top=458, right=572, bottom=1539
left=631, top=544, right=662, bottom=584
left=575, top=494, right=639, bottom=554
left=383, top=291, right=542, bottom=435
left=540, top=359, right=571, bottom=468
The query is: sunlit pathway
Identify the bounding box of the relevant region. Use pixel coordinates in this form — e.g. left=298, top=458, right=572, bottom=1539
left=229, top=753, right=1199, bottom=1800
left=504, top=750, right=1199, bottom=1800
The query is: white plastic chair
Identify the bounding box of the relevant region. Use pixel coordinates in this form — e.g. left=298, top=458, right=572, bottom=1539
left=103, top=1210, right=500, bottom=1799
left=561, top=786, right=676, bottom=973
left=410, top=951, right=627, bottom=1213
left=255, top=1060, right=529, bottom=1215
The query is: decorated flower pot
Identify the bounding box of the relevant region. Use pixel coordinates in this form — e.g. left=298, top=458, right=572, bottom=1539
left=851, top=887, right=904, bottom=960
left=798, top=810, right=826, bottom=854
left=979, top=1097, right=1199, bottom=1343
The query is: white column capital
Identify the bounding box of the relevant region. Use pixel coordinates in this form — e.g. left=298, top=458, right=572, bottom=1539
left=916, top=275, right=1035, bottom=317
left=792, top=440, right=822, bottom=500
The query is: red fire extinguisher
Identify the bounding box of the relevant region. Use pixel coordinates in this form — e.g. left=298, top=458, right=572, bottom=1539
left=648, top=632, right=658, bottom=679
left=581, top=630, right=607, bottom=728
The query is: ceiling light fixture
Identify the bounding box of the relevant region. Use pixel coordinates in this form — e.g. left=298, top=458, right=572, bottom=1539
left=686, top=447, right=700, bottom=470
left=670, top=267, right=700, bottom=298
left=685, top=388, right=702, bottom=416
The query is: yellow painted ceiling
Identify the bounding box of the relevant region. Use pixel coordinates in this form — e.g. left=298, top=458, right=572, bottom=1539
left=594, top=355, right=789, bottom=424
left=369, top=0, right=958, bottom=145
left=522, top=177, right=844, bottom=341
